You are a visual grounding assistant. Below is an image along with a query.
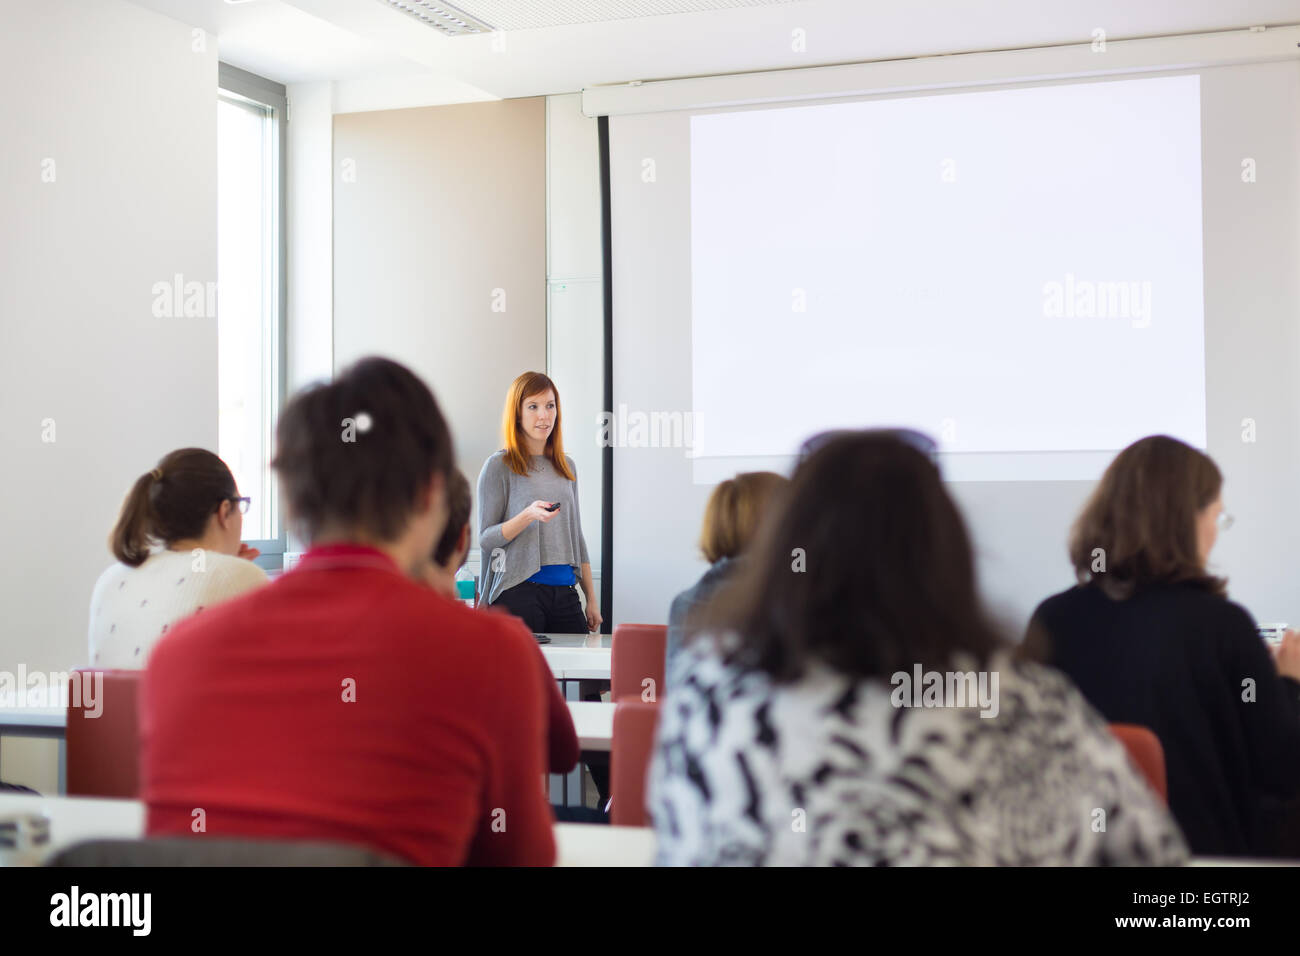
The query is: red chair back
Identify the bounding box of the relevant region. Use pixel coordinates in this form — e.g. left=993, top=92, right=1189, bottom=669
left=611, top=623, right=668, bottom=703
left=66, top=669, right=142, bottom=798
left=1108, top=723, right=1167, bottom=804
left=610, top=700, right=660, bottom=827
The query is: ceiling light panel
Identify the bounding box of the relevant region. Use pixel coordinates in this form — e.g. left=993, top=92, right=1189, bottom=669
left=388, top=0, right=806, bottom=35
left=379, top=1, right=496, bottom=36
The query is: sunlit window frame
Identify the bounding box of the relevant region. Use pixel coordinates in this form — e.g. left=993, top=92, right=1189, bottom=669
left=218, top=63, right=287, bottom=571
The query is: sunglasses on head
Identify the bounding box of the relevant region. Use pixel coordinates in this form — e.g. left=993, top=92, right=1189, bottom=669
left=797, top=428, right=940, bottom=466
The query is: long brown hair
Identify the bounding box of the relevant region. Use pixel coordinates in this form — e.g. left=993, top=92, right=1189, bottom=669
left=1069, top=435, right=1226, bottom=599
left=500, top=371, right=575, bottom=480
left=110, top=448, right=238, bottom=567
left=695, top=431, right=1004, bottom=683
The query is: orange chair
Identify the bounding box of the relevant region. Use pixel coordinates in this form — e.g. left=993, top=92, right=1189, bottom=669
left=1108, top=723, right=1167, bottom=804
left=610, top=700, right=660, bottom=827
left=66, top=669, right=142, bottom=798
left=611, top=623, right=668, bottom=704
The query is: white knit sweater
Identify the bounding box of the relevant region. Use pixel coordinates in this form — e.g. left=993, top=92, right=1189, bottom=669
left=87, top=549, right=268, bottom=669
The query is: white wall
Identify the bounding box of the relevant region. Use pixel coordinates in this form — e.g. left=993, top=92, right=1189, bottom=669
left=0, top=0, right=218, bottom=788
left=331, top=99, right=548, bottom=559
left=546, top=94, right=605, bottom=580
left=288, top=92, right=607, bottom=586
left=609, top=108, right=716, bottom=627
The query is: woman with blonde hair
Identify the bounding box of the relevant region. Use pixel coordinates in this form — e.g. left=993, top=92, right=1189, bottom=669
left=665, top=471, right=788, bottom=687
left=478, top=372, right=598, bottom=634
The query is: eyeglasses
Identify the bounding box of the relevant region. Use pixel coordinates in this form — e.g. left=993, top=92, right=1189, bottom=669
left=1217, top=510, right=1234, bottom=532
left=226, top=496, right=251, bottom=515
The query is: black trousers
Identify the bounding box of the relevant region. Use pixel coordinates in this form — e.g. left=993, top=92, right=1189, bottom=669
left=491, top=581, right=588, bottom=635
left=492, top=581, right=609, bottom=809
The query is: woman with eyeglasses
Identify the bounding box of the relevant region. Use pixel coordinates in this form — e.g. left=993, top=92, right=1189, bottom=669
left=1024, top=435, right=1300, bottom=857
left=88, top=448, right=267, bottom=669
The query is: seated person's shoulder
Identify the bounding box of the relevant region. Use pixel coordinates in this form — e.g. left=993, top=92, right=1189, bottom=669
left=671, top=564, right=730, bottom=620
left=1193, top=589, right=1254, bottom=627
left=400, top=590, right=537, bottom=662
left=666, top=633, right=747, bottom=696
left=1151, top=584, right=1257, bottom=642
left=462, top=602, right=534, bottom=648
left=1000, top=653, right=1082, bottom=702
left=1201, top=593, right=1261, bottom=650
left=974, top=654, right=1116, bottom=744
left=1031, top=583, right=1090, bottom=621
left=91, top=561, right=130, bottom=598
left=668, top=584, right=695, bottom=622
left=202, top=552, right=270, bottom=590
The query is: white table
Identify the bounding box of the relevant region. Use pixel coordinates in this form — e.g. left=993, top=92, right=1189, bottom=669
left=0, top=707, right=65, bottom=736
left=536, top=635, right=612, bottom=807
left=538, top=635, right=612, bottom=681
left=0, top=702, right=614, bottom=801
left=0, top=793, right=653, bottom=866
left=0, top=792, right=142, bottom=865
left=554, top=822, right=655, bottom=867
left=0, top=702, right=614, bottom=745
left=567, top=701, right=614, bottom=752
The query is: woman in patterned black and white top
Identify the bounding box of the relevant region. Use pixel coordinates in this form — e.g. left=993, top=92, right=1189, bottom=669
left=648, top=430, right=1188, bottom=866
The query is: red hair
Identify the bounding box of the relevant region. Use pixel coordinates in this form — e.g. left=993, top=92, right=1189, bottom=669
left=501, top=371, right=576, bottom=480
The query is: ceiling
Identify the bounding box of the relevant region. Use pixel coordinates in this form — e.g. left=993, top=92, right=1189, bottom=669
left=429, top=0, right=805, bottom=31
left=125, top=0, right=1300, bottom=108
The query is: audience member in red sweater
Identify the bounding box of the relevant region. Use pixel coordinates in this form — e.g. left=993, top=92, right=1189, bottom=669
left=141, top=357, right=579, bottom=865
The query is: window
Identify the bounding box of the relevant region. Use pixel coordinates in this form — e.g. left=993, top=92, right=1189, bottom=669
left=217, top=65, right=286, bottom=562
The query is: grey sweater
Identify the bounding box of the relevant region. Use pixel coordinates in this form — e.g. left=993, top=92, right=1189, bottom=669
left=477, top=451, right=591, bottom=606
left=665, top=557, right=736, bottom=691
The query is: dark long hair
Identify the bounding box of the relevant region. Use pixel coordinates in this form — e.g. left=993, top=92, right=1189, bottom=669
left=110, top=448, right=237, bottom=567
left=1069, top=435, right=1226, bottom=599
left=694, top=431, right=1004, bottom=682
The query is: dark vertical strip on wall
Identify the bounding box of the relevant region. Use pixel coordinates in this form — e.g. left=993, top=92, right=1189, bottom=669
left=598, top=114, right=614, bottom=634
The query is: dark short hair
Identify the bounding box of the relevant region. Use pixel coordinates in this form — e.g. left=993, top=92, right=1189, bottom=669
left=273, top=357, right=454, bottom=543
left=1069, top=435, right=1225, bottom=599
left=695, top=430, right=1003, bottom=682
left=432, top=470, right=471, bottom=568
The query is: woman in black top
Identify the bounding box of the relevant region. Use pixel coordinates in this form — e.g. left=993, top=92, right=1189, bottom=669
left=1024, top=435, right=1300, bottom=857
